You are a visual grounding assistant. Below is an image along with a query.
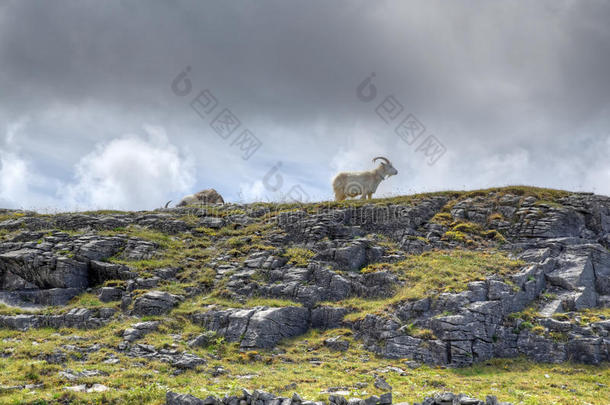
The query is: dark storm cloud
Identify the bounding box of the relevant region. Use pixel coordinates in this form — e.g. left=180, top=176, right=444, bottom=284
left=2, top=0, right=609, bottom=129
left=0, top=0, right=609, bottom=210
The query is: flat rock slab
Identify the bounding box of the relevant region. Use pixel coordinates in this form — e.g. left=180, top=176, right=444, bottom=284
left=132, top=291, right=181, bottom=316
left=192, top=306, right=312, bottom=349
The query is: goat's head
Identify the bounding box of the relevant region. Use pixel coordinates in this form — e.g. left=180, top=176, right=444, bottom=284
left=372, top=156, right=398, bottom=178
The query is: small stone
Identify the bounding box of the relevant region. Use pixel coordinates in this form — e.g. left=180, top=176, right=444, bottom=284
left=98, top=287, right=123, bottom=302
left=132, top=291, right=181, bottom=316
left=324, top=337, right=350, bottom=352
left=329, top=394, right=347, bottom=405
left=379, top=393, right=392, bottom=405
left=282, top=382, right=297, bottom=391
left=166, top=391, right=206, bottom=405
left=171, top=352, right=206, bottom=369
left=374, top=377, right=392, bottom=391
left=88, top=384, right=109, bottom=392
left=364, top=396, right=380, bottom=405
left=188, top=331, right=217, bottom=348
left=485, top=396, right=499, bottom=405
left=64, top=384, right=87, bottom=392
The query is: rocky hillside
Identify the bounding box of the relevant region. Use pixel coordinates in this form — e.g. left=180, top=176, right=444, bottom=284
left=0, top=187, right=609, bottom=404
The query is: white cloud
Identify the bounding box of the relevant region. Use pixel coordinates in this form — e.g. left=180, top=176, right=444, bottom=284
left=238, top=180, right=267, bottom=203
left=64, top=125, right=195, bottom=210
left=582, top=135, right=610, bottom=196
left=0, top=118, right=61, bottom=210
left=0, top=151, right=30, bottom=206
left=0, top=148, right=64, bottom=212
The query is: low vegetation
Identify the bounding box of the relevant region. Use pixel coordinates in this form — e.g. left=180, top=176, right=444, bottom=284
left=283, top=247, right=315, bottom=267
left=0, top=325, right=607, bottom=405
left=336, top=249, right=523, bottom=321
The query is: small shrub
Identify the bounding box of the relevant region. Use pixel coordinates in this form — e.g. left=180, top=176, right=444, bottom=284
left=488, top=213, right=504, bottom=221
left=103, top=279, right=127, bottom=288
left=24, top=364, right=41, bottom=382
left=552, top=313, right=570, bottom=321
left=442, top=230, right=467, bottom=242
left=226, top=236, right=246, bottom=248
left=483, top=229, right=507, bottom=243
left=519, top=321, right=534, bottom=331
left=284, top=247, right=315, bottom=267
left=406, top=324, right=436, bottom=339
left=531, top=325, right=546, bottom=335
left=550, top=331, right=569, bottom=342
left=430, top=212, right=452, bottom=226
left=237, top=350, right=262, bottom=363
left=451, top=222, right=482, bottom=234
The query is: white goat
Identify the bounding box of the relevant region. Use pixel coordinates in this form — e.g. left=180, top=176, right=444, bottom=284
left=175, top=189, right=225, bottom=207
left=332, top=157, right=398, bottom=201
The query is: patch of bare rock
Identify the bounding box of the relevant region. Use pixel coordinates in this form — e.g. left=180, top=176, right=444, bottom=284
left=165, top=389, right=512, bottom=405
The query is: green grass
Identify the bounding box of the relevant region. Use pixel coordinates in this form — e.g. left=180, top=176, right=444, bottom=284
left=534, top=200, right=565, bottom=209
left=303, top=185, right=572, bottom=212
left=451, top=221, right=483, bottom=234
left=0, top=303, right=36, bottom=315
left=174, top=294, right=300, bottom=315
left=334, top=249, right=523, bottom=321
left=100, top=226, right=185, bottom=249
left=0, top=211, right=26, bottom=222
left=99, top=225, right=217, bottom=278
left=442, top=230, right=468, bottom=243
left=0, top=325, right=607, bottom=405
left=430, top=212, right=453, bottom=225
left=488, top=212, right=504, bottom=221
left=283, top=247, right=315, bottom=267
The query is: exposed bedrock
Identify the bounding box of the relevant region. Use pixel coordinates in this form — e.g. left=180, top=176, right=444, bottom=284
left=165, top=389, right=513, bottom=405
left=0, top=231, right=155, bottom=306
left=190, top=306, right=347, bottom=349
left=353, top=240, right=610, bottom=367
left=0, top=191, right=609, bottom=368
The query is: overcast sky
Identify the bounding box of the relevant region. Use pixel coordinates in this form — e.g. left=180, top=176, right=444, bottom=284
left=1, top=0, right=609, bottom=211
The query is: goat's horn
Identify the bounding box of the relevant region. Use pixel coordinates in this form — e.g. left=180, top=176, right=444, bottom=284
left=372, top=156, right=390, bottom=164
left=164, top=200, right=172, bottom=208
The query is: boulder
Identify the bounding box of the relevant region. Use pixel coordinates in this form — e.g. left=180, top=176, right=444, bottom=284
left=166, top=391, right=207, bottom=405
left=0, top=249, right=88, bottom=289
left=171, top=352, right=206, bottom=369
left=13, top=288, right=82, bottom=306
left=90, top=261, right=136, bottom=285
left=192, top=306, right=311, bottom=349
left=200, top=217, right=225, bottom=229
left=132, top=291, right=181, bottom=316
left=98, top=287, right=123, bottom=302
left=123, top=321, right=160, bottom=342
left=188, top=331, right=218, bottom=348
left=241, top=306, right=310, bottom=348
left=324, top=336, right=350, bottom=351
left=373, top=377, right=392, bottom=391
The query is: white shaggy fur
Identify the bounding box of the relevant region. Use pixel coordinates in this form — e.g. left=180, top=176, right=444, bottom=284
left=332, top=157, right=398, bottom=201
